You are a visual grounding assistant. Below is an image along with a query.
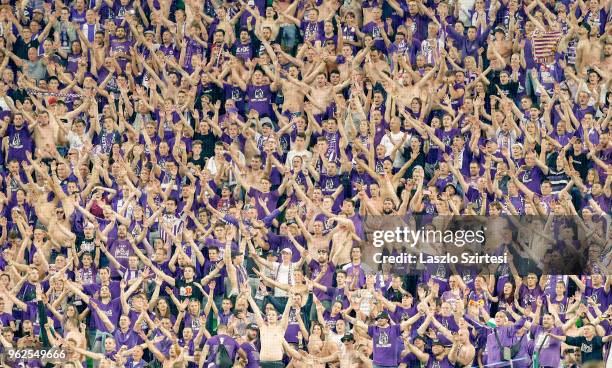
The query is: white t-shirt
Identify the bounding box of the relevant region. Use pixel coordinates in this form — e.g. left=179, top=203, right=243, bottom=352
left=272, top=261, right=299, bottom=297
left=67, top=130, right=89, bottom=151
left=285, top=149, right=312, bottom=168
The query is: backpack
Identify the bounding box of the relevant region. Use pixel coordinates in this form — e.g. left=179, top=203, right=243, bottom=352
left=215, top=339, right=233, bottom=368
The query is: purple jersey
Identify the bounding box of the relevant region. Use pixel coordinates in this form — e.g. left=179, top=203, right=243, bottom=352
left=368, top=324, right=402, bottom=366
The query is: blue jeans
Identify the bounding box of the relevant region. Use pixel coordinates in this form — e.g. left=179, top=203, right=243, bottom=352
left=261, top=361, right=285, bottom=368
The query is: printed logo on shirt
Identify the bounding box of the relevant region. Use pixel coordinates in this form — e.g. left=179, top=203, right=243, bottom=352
left=580, top=342, right=592, bottom=353
left=10, top=134, right=23, bottom=149
left=376, top=330, right=391, bottom=348
left=181, top=286, right=193, bottom=297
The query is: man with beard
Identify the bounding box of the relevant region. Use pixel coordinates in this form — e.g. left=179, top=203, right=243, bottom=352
left=529, top=313, right=573, bottom=368
left=381, top=198, right=396, bottom=215
left=597, top=41, right=612, bottom=74
left=429, top=313, right=476, bottom=367
left=405, top=337, right=455, bottom=367
left=315, top=332, right=372, bottom=367
left=237, top=323, right=260, bottom=368
left=106, top=224, right=134, bottom=279
left=576, top=23, right=603, bottom=76
left=1, top=113, right=34, bottom=164
left=344, top=311, right=414, bottom=368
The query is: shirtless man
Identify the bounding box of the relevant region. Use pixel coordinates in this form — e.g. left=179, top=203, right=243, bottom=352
left=291, top=72, right=350, bottom=116
left=241, top=154, right=267, bottom=188
left=597, top=41, right=612, bottom=74
left=576, top=23, right=603, bottom=76
left=278, top=64, right=316, bottom=115
left=329, top=216, right=359, bottom=266
left=430, top=314, right=476, bottom=367
left=294, top=216, right=334, bottom=255
left=315, top=333, right=371, bottom=367
left=375, top=64, right=438, bottom=113
left=354, top=152, right=415, bottom=205
left=26, top=110, right=60, bottom=159
left=336, top=44, right=367, bottom=81
left=245, top=288, right=291, bottom=367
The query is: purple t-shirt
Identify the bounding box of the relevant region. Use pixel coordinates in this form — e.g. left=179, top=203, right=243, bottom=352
left=390, top=305, right=416, bottom=324
left=530, top=325, right=562, bottom=367
left=114, top=328, right=141, bottom=349
left=90, top=297, right=122, bottom=333
left=246, top=84, right=273, bottom=117
left=108, top=238, right=133, bottom=278
left=248, top=188, right=279, bottom=218
left=585, top=286, right=610, bottom=313
left=204, top=334, right=239, bottom=364
left=519, top=166, right=544, bottom=194
left=240, top=341, right=260, bottom=368
left=518, top=284, right=544, bottom=311
left=309, top=260, right=335, bottom=301
left=6, top=124, right=34, bottom=163
left=368, top=324, right=402, bottom=366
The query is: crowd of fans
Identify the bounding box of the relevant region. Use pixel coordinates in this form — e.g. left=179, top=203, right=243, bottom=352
left=0, top=0, right=610, bottom=367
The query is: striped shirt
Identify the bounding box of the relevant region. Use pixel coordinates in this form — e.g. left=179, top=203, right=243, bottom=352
left=159, top=214, right=183, bottom=244
left=532, top=30, right=562, bottom=63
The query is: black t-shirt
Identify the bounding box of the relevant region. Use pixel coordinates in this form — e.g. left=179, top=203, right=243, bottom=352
left=565, top=335, right=604, bottom=363
left=492, top=80, right=519, bottom=100
left=188, top=155, right=207, bottom=170
left=193, top=131, right=217, bottom=159
left=12, top=36, right=39, bottom=60
left=77, top=237, right=96, bottom=254
left=566, top=149, right=589, bottom=180
left=175, top=279, right=204, bottom=302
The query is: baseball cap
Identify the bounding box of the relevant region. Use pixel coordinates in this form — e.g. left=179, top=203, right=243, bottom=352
left=581, top=22, right=591, bottom=33
left=281, top=248, right=293, bottom=254
left=246, top=323, right=259, bottom=330
left=376, top=311, right=390, bottom=320
left=340, top=333, right=355, bottom=342
left=432, top=339, right=445, bottom=347
left=260, top=117, right=274, bottom=128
